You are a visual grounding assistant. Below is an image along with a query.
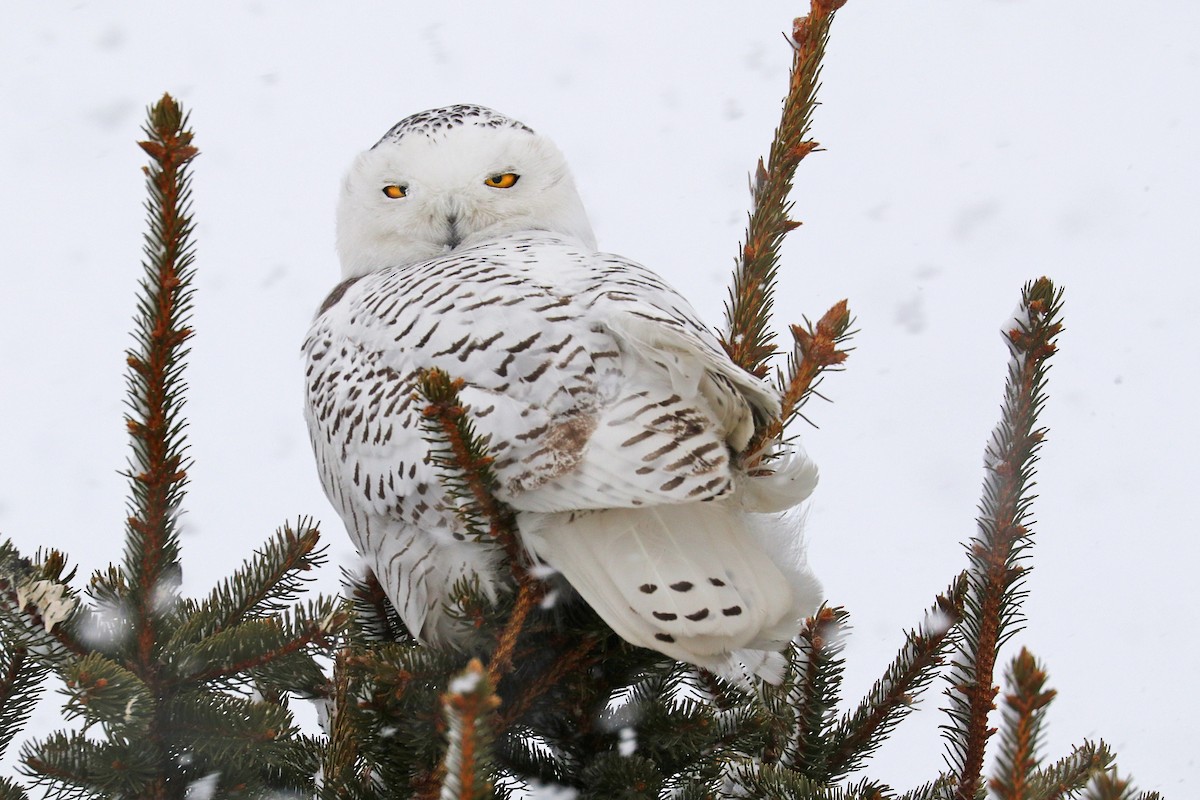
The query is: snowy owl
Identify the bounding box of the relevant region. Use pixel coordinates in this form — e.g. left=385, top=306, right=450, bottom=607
left=304, top=104, right=822, bottom=678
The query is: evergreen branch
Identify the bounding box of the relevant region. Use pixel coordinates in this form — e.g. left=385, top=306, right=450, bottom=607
left=122, top=93, right=199, bottom=670
left=500, top=728, right=574, bottom=789
left=758, top=606, right=847, bottom=776
left=496, top=632, right=601, bottom=730
left=626, top=685, right=758, bottom=782
left=171, top=599, right=347, bottom=686
left=579, top=753, right=662, bottom=799
left=990, top=648, right=1056, bottom=799
left=11, top=93, right=337, bottom=798
left=417, top=369, right=552, bottom=701
left=791, top=606, right=847, bottom=776
left=0, top=777, right=30, bottom=800
left=486, top=579, right=546, bottom=689
left=60, top=653, right=154, bottom=731
left=249, top=643, right=335, bottom=701
left=721, top=0, right=847, bottom=378
left=1026, top=741, right=1113, bottom=800
left=348, top=643, right=466, bottom=796
left=0, top=543, right=86, bottom=658
left=439, top=659, right=500, bottom=800
left=418, top=368, right=522, bottom=572
left=897, top=774, right=958, bottom=800
left=827, top=574, right=967, bottom=780
left=732, top=763, right=882, bottom=800
left=149, top=690, right=316, bottom=794
left=0, top=642, right=48, bottom=764
left=319, top=650, right=370, bottom=800
left=21, top=732, right=159, bottom=797
left=747, top=301, right=854, bottom=464
left=942, top=278, right=1065, bottom=800
left=784, top=301, right=854, bottom=418
left=1086, top=772, right=1139, bottom=800
left=174, top=518, right=325, bottom=645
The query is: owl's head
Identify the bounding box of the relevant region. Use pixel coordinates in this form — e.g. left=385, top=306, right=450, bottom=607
left=336, top=104, right=597, bottom=278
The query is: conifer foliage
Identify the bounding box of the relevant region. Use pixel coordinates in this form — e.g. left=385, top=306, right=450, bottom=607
left=0, top=7, right=1163, bottom=800
left=0, top=95, right=346, bottom=799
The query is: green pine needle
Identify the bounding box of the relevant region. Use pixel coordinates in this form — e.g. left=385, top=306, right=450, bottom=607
left=121, top=94, right=199, bottom=641
left=941, top=278, right=1065, bottom=799
left=0, top=641, right=48, bottom=767
left=171, top=517, right=327, bottom=645
left=1025, top=741, right=1115, bottom=800
left=827, top=575, right=968, bottom=780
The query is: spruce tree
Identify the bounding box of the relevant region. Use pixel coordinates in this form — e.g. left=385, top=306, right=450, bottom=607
left=0, top=95, right=346, bottom=799
left=0, top=3, right=1165, bottom=799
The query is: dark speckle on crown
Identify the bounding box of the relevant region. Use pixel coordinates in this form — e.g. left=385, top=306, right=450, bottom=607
left=374, top=104, right=535, bottom=148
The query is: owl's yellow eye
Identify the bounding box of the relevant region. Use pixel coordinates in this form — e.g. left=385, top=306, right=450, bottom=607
left=484, top=173, right=520, bottom=189
left=382, top=184, right=407, bottom=199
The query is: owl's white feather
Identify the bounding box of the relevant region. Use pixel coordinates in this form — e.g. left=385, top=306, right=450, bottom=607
left=304, top=105, right=822, bottom=679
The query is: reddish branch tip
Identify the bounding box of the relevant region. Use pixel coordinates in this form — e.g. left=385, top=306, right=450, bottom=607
left=791, top=300, right=851, bottom=368
left=791, top=141, right=820, bottom=161
left=817, top=299, right=851, bottom=337
left=792, top=16, right=811, bottom=44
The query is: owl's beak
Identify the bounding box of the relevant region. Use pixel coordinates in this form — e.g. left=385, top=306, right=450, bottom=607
left=443, top=213, right=462, bottom=250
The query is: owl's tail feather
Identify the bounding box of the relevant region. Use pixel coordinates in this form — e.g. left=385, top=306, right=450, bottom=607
left=518, top=478, right=821, bottom=683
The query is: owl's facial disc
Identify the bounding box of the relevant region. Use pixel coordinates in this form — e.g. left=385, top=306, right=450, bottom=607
left=335, top=112, right=597, bottom=278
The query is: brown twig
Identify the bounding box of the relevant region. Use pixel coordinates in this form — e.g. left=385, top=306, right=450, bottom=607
left=722, top=1, right=845, bottom=379
left=126, top=93, right=198, bottom=673
left=485, top=579, right=545, bottom=689
left=177, top=616, right=347, bottom=686
left=418, top=369, right=522, bottom=572
left=946, top=278, right=1064, bottom=800
left=990, top=648, right=1055, bottom=799
left=439, top=659, right=500, bottom=800
left=417, top=368, right=555, bottom=691
left=318, top=650, right=365, bottom=797
left=745, top=299, right=853, bottom=466
left=497, top=632, right=601, bottom=730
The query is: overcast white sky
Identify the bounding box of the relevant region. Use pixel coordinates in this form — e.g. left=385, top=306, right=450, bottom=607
left=1, top=1, right=1196, bottom=794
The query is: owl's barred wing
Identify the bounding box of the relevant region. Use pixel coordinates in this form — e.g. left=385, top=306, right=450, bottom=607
left=305, top=234, right=778, bottom=520
left=499, top=320, right=756, bottom=512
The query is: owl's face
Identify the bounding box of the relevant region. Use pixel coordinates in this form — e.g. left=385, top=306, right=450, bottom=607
left=336, top=108, right=597, bottom=278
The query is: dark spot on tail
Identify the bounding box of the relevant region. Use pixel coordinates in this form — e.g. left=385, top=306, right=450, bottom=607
left=655, top=633, right=675, bottom=643
left=722, top=605, right=743, bottom=617
left=639, top=583, right=658, bottom=594
left=685, top=609, right=710, bottom=621
left=709, top=577, right=726, bottom=587
left=670, top=581, right=694, bottom=592
left=652, top=612, right=677, bottom=621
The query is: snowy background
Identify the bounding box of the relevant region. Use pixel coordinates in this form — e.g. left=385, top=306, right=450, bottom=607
left=1, top=1, right=1196, bottom=794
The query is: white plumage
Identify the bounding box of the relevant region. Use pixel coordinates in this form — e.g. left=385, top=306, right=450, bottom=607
left=303, top=104, right=822, bottom=679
